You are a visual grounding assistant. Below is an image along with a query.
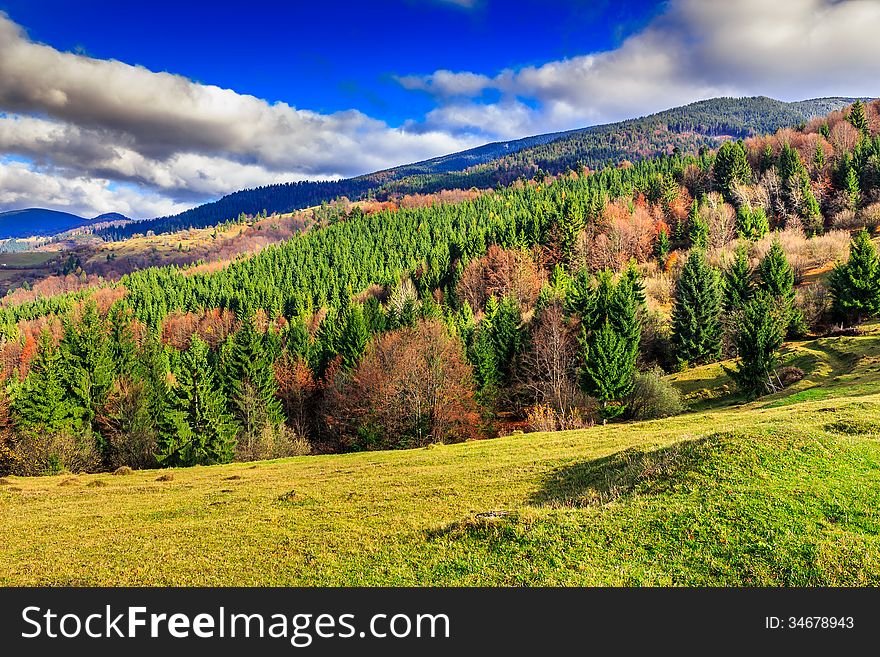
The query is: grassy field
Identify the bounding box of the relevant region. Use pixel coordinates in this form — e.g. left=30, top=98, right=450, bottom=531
left=3, top=330, right=880, bottom=586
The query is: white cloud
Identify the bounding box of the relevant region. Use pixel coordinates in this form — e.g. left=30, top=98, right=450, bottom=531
left=404, top=0, right=880, bottom=138
left=0, top=13, right=478, bottom=217
left=0, top=160, right=191, bottom=219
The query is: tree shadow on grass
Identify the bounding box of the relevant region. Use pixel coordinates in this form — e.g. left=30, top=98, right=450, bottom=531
left=530, top=435, right=722, bottom=508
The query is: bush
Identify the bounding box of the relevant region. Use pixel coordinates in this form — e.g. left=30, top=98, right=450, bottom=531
left=796, top=283, right=830, bottom=332
left=12, top=431, right=101, bottom=476
left=860, top=202, right=880, bottom=229
left=234, top=422, right=311, bottom=462
left=626, top=368, right=684, bottom=420
left=776, top=366, right=805, bottom=388
left=525, top=403, right=595, bottom=433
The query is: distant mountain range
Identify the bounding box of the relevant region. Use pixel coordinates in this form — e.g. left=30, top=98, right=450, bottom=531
left=0, top=209, right=131, bottom=239
left=6, top=96, right=862, bottom=241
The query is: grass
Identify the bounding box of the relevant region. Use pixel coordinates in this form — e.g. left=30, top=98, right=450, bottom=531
left=3, top=330, right=880, bottom=586
left=0, top=251, right=57, bottom=268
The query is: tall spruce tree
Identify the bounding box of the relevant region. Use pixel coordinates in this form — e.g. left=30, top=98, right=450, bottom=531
left=726, top=292, right=786, bottom=398
left=575, top=267, right=642, bottom=417
left=830, top=229, right=880, bottom=324
left=107, top=303, right=138, bottom=375
left=688, top=199, right=709, bottom=249
left=158, top=336, right=238, bottom=467
left=579, top=320, right=634, bottom=419
left=848, top=100, right=869, bottom=138
left=671, top=250, right=722, bottom=365
left=723, top=244, right=754, bottom=312
left=756, top=239, right=802, bottom=335
left=338, top=304, right=370, bottom=369
left=714, top=140, right=752, bottom=201
left=224, top=314, right=283, bottom=427
left=13, top=331, right=78, bottom=434
left=60, top=301, right=115, bottom=433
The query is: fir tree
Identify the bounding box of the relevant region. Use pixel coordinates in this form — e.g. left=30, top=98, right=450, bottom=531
left=723, top=244, right=754, bottom=312
left=224, top=314, right=283, bottom=427
left=654, top=226, right=671, bottom=264
left=813, top=143, right=826, bottom=171
left=713, top=140, right=752, bottom=201
left=12, top=331, right=78, bottom=434
left=756, top=239, right=802, bottom=334
left=60, top=301, right=114, bottom=432
left=339, top=304, right=369, bottom=369
left=107, top=303, right=138, bottom=375
left=830, top=229, right=880, bottom=324
left=489, top=295, right=522, bottom=382
left=848, top=100, right=869, bottom=137
left=688, top=199, right=709, bottom=249
left=671, top=250, right=722, bottom=366
left=736, top=205, right=769, bottom=241
left=579, top=320, right=633, bottom=419
left=158, top=336, right=238, bottom=467
left=726, top=292, right=785, bottom=398
left=845, top=165, right=862, bottom=211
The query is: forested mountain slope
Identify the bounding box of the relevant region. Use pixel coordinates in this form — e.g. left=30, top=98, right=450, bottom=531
left=97, top=97, right=856, bottom=240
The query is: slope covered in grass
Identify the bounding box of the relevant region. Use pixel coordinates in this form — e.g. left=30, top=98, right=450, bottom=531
left=2, top=331, right=880, bottom=586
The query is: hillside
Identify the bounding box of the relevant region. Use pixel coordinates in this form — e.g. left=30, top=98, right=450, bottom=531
left=3, top=327, right=880, bottom=586
left=0, top=208, right=92, bottom=239
left=96, top=96, right=855, bottom=240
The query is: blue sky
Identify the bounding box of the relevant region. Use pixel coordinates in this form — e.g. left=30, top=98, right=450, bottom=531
left=0, top=0, right=664, bottom=127
left=0, top=0, right=877, bottom=219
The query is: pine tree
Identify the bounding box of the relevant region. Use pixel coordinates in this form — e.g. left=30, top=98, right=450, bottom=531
left=60, top=301, right=115, bottom=432
left=799, top=173, right=822, bottom=231
left=830, top=229, right=880, bottom=324
left=469, top=321, right=501, bottom=393
left=579, top=320, right=633, bottom=419
left=224, top=314, right=283, bottom=427
left=845, top=165, right=861, bottom=211
left=489, top=295, right=522, bottom=382
left=756, top=239, right=802, bottom=334
left=714, top=140, right=753, bottom=201
left=339, top=304, right=369, bottom=369
left=736, top=205, right=769, bottom=241
left=848, top=100, right=869, bottom=137
left=671, top=250, right=722, bottom=365
left=688, top=199, right=708, bottom=249
left=654, top=225, right=670, bottom=264
left=726, top=292, right=785, bottom=398
left=574, top=267, right=642, bottom=417
left=157, top=336, right=238, bottom=467
left=107, top=303, right=138, bottom=375
left=12, top=331, right=78, bottom=434
left=723, top=244, right=754, bottom=312
left=813, top=143, right=826, bottom=171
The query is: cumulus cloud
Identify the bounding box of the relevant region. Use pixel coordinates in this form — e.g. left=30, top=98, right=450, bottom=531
left=404, top=0, right=880, bottom=139
left=0, top=160, right=191, bottom=219
left=0, top=13, right=478, bottom=217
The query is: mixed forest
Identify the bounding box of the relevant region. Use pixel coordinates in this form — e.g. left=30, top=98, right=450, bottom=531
left=2, top=100, right=880, bottom=477
left=95, top=97, right=855, bottom=241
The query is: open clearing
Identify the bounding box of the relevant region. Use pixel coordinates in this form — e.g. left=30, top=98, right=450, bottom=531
left=3, top=329, right=880, bottom=586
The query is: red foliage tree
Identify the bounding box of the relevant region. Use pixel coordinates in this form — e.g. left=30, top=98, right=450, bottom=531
left=324, top=320, right=481, bottom=449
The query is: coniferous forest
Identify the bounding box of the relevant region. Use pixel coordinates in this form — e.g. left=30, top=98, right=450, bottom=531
left=2, top=100, right=880, bottom=476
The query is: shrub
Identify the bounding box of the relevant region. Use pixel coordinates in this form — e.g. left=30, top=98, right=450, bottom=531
left=12, top=431, right=101, bottom=476
left=776, top=366, right=805, bottom=388
left=796, top=283, right=830, bottom=332
left=234, top=422, right=311, bottom=462
left=626, top=368, right=684, bottom=420
left=525, top=403, right=595, bottom=432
